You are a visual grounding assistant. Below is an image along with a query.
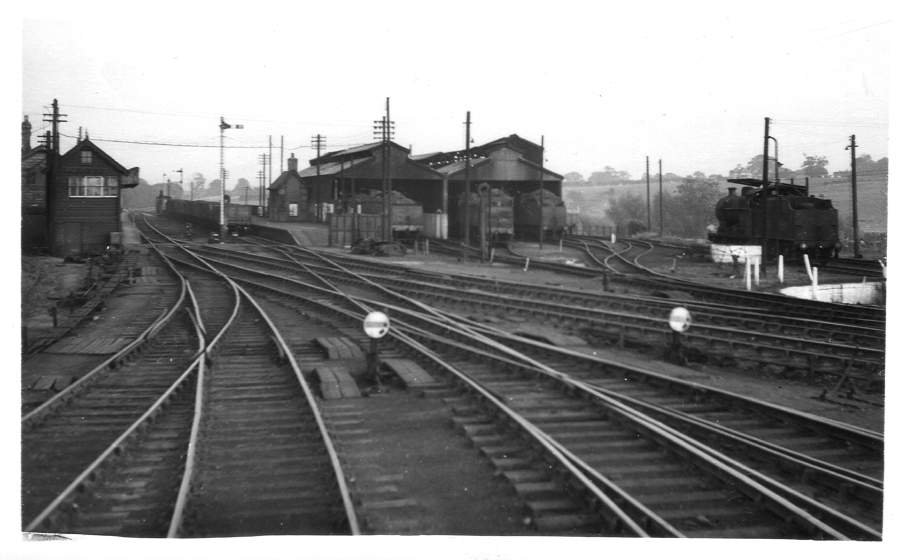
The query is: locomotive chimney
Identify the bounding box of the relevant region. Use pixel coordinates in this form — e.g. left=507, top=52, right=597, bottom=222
left=287, top=153, right=298, bottom=172
left=727, top=187, right=736, bottom=196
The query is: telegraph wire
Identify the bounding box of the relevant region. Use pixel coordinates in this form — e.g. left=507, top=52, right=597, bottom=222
left=57, top=131, right=358, bottom=150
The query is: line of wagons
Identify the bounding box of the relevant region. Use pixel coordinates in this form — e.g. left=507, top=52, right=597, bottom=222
left=159, top=186, right=568, bottom=243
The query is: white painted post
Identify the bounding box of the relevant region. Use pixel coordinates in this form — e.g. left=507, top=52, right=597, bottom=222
left=803, top=253, right=813, bottom=281
left=524, top=257, right=530, bottom=272
left=745, top=257, right=752, bottom=291
left=611, top=233, right=617, bottom=244
left=777, top=254, right=784, bottom=284
left=753, top=257, right=760, bottom=286
left=490, top=248, right=495, bottom=264
left=811, top=266, right=819, bottom=301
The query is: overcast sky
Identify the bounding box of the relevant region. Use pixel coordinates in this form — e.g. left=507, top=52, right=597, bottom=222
left=15, top=1, right=892, bottom=191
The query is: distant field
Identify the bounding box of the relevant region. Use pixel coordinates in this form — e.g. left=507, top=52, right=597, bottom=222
left=807, top=177, right=887, bottom=234
left=564, top=175, right=888, bottom=234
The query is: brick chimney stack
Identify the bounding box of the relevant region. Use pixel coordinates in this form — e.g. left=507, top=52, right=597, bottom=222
left=22, top=115, right=31, bottom=153
left=288, top=153, right=298, bottom=172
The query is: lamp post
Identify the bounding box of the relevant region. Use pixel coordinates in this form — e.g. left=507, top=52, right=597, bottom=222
left=219, top=117, right=243, bottom=237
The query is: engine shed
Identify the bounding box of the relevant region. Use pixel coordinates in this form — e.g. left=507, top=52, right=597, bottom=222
left=413, top=134, right=563, bottom=211
left=266, top=141, right=444, bottom=222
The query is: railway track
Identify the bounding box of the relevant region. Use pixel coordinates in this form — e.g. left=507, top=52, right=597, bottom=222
left=24, top=224, right=358, bottom=537
left=22, top=248, right=198, bottom=529
left=558, top=236, right=885, bottom=328
left=191, top=243, right=884, bottom=387
left=187, top=240, right=882, bottom=538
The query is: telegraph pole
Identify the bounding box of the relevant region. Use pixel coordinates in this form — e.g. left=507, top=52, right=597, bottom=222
left=311, top=134, right=327, bottom=220
left=847, top=134, right=861, bottom=258
left=373, top=100, right=394, bottom=240
left=257, top=170, right=265, bottom=211
left=43, top=99, right=68, bottom=248
left=645, top=156, right=651, bottom=232
left=760, top=117, right=770, bottom=274
left=268, top=135, right=273, bottom=200
left=280, top=135, right=284, bottom=175
left=464, top=111, right=471, bottom=246
left=538, top=135, right=545, bottom=249
left=658, top=159, right=663, bottom=237
left=385, top=98, right=393, bottom=241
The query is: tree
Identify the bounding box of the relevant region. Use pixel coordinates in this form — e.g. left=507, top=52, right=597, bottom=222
left=589, top=166, right=631, bottom=185
left=604, top=191, right=646, bottom=227
left=207, top=179, right=222, bottom=197
left=563, top=172, right=585, bottom=184
left=192, top=172, right=206, bottom=193
left=799, top=154, right=829, bottom=178
left=728, top=163, right=749, bottom=178
left=654, top=178, right=721, bottom=237
left=746, top=154, right=779, bottom=178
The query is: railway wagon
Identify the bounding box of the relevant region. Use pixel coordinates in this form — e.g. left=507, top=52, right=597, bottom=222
left=514, top=188, right=567, bottom=241
left=456, top=184, right=514, bottom=243
left=357, top=190, right=424, bottom=234
left=165, top=198, right=252, bottom=234
left=709, top=182, right=839, bottom=261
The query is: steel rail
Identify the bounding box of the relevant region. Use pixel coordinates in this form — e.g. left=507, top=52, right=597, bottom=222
left=200, top=251, right=860, bottom=538
left=24, top=277, right=206, bottom=533
left=228, top=268, right=670, bottom=537
left=204, top=247, right=882, bottom=377
left=245, top=241, right=884, bottom=343
left=22, top=243, right=188, bottom=428
left=140, top=220, right=361, bottom=535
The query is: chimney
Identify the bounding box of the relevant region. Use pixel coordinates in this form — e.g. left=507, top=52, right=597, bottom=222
left=287, top=153, right=298, bottom=172
left=22, top=115, right=31, bottom=153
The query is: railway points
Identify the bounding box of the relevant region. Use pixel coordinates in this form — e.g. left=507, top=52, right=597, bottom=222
left=19, top=210, right=885, bottom=540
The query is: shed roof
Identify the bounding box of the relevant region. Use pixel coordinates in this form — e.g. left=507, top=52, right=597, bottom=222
left=435, top=157, right=491, bottom=177
left=298, top=156, right=374, bottom=178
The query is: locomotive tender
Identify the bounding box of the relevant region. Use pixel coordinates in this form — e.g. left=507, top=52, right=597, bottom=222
left=709, top=179, right=839, bottom=261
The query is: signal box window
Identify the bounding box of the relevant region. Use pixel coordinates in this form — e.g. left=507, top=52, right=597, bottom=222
left=68, top=176, right=119, bottom=197
left=80, top=150, right=92, bottom=165
left=289, top=203, right=298, bottom=217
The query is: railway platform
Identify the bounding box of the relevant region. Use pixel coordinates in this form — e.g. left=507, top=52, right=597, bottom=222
left=249, top=216, right=329, bottom=246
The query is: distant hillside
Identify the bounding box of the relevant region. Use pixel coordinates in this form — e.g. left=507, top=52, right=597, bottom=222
left=806, top=176, right=887, bottom=234
left=563, top=175, right=888, bottom=234
left=562, top=181, right=684, bottom=226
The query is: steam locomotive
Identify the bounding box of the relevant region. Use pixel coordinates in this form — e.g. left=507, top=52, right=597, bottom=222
left=708, top=179, right=840, bottom=261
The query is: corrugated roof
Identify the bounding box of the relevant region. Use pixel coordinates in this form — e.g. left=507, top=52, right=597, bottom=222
left=298, top=156, right=373, bottom=178
left=436, top=157, right=491, bottom=176
left=409, top=151, right=442, bottom=161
